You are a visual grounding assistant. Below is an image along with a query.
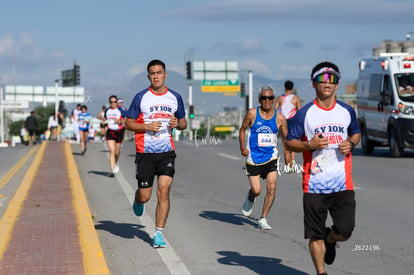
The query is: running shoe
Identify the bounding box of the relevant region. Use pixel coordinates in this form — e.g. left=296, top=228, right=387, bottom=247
left=132, top=201, right=144, bottom=217
left=258, top=217, right=272, bottom=230
left=324, top=227, right=336, bottom=265
left=153, top=232, right=167, bottom=248
left=113, top=163, right=119, bottom=174
left=108, top=172, right=115, bottom=178
left=242, top=191, right=255, bottom=216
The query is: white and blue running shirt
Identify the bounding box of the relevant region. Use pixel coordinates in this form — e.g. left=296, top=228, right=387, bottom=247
left=127, top=87, right=186, bottom=153
left=287, top=99, right=360, bottom=194
left=245, top=107, right=279, bottom=165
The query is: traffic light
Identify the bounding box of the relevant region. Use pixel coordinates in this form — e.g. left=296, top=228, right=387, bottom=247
left=186, top=61, right=192, bottom=80
left=240, top=82, right=246, bottom=97
left=189, top=105, right=194, bottom=119
left=74, top=64, right=80, bottom=85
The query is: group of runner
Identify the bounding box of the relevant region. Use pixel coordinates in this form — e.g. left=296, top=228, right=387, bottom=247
left=239, top=62, right=360, bottom=275
left=71, top=97, right=127, bottom=177
left=70, top=59, right=360, bottom=275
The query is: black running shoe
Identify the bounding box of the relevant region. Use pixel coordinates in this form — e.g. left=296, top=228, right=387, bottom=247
left=108, top=172, right=115, bottom=178
left=324, top=227, right=336, bottom=265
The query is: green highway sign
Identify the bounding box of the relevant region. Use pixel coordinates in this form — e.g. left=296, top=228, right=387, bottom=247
left=202, top=80, right=239, bottom=86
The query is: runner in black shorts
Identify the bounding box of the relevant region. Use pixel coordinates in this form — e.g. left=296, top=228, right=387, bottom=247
left=239, top=85, right=288, bottom=230
left=105, top=95, right=126, bottom=177
left=286, top=61, right=361, bottom=275
left=125, top=59, right=187, bottom=248
left=98, top=105, right=107, bottom=142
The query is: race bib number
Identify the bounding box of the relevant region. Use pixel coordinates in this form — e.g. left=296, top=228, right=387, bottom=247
left=151, top=120, right=171, bottom=139
left=258, top=133, right=276, bottom=147
left=107, top=119, right=115, bottom=126
left=311, top=150, right=337, bottom=174
left=107, top=119, right=119, bottom=130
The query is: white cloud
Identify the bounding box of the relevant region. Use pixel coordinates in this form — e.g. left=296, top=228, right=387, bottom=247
left=279, top=63, right=312, bottom=79
left=0, top=34, right=14, bottom=57
left=213, top=38, right=266, bottom=55
left=50, top=50, right=67, bottom=59
left=126, top=64, right=145, bottom=78
left=240, top=59, right=271, bottom=75
left=164, top=0, right=412, bottom=24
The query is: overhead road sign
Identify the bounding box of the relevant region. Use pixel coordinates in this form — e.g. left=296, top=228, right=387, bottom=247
left=1, top=100, right=29, bottom=109
left=214, top=126, right=234, bottom=132
left=192, top=61, right=239, bottom=81
left=223, top=93, right=238, bottom=96
left=201, top=80, right=240, bottom=93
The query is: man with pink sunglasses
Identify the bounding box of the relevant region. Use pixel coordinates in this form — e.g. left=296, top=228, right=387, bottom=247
left=286, top=62, right=361, bottom=275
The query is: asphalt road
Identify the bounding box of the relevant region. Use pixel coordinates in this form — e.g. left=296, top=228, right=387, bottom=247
left=1, top=139, right=414, bottom=275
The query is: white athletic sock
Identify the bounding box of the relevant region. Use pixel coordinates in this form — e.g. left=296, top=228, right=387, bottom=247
left=155, top=227, right=164, bottom=235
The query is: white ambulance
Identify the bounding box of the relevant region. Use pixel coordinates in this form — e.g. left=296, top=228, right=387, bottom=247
left=356, top=53, right=414, bottom=157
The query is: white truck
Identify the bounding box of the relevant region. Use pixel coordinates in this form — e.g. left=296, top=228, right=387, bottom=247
left=356, top=53, right=414, bottom=157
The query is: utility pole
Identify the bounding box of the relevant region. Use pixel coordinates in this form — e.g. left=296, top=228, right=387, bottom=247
left=248, top=70, right=253, bottom=109
left=0, top=85, right=7, bottom=147
left=55, top=79, right=61, bottom=115
left=188, top=83, right=193, bottom=141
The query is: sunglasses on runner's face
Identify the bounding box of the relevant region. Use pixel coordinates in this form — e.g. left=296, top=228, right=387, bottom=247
left=110, top=100, right=117, bottom=103
left=315, top=73, right=338, bottom=84
left=260, top=95, right=275, bottom=100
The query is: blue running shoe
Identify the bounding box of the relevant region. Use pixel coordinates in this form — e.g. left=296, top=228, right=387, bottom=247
left=153, top=232, right=167, bottom=248
left=132, top=201, right=144, bottom=217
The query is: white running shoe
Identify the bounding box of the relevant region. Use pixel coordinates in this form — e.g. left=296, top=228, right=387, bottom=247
left=113, top=163, right=120, bottom=174
left=242, top=191, right=255, bottom=217
left=258, top=217, right=272, bottom=230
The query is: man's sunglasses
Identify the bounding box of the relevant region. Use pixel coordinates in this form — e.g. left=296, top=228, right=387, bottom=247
left=260, top=95, right=275, bottom=100
left=110, top=101, right=118, bottom=103
left=315, top=73, right=338, bottom=84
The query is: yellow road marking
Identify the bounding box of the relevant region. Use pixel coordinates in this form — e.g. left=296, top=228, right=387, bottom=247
left=64, top=141, right=110, bottom=274
left=0, top=142, right=46, bottom=258
left=0, top=146, right=38, bottom=189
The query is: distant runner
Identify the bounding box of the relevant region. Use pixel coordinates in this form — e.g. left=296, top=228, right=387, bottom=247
left=104, top=95, right=126, bottom=177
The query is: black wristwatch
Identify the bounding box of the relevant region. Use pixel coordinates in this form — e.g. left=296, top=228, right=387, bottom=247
left=349, top=140, right=356, bottom=151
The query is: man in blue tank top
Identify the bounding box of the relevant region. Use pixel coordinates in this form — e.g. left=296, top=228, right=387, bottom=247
left=239, top=86, right=288, bottom=230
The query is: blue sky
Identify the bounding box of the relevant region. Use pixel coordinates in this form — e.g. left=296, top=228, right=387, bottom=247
left=1, top=0, right=413, bottom=89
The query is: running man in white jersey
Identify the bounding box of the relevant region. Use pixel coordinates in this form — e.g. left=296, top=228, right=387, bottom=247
left=286, top=62, right=361, bottom=275
left=71, top=104, right=81, bottom=143
left=239, top=86, right=288, bottom=230
left=126, top=59, right=187, bottom=248
left=275, top=80, right=301, bottom=172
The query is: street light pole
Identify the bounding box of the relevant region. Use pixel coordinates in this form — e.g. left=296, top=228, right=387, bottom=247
left=0, top=86, right=7, bottom=147
left=55, top=79, right=60, bottom=115
left=248, top=70, right=253, bottom=109
left=188, top=83, right=193, bottom=141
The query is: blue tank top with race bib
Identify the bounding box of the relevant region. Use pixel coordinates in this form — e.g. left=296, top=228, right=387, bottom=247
left=245, top=107, right=279, bottom=165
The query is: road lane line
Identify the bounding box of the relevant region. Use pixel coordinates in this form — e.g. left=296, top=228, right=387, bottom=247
left=103, top=143, right=191, bottom=275
left=218, top=152, right=242, bottom=161
left=0, top=146, right=37, bottom=189
left=65, top=141, right=110, bottom=274
left=0, top=142, right=45, bottom=258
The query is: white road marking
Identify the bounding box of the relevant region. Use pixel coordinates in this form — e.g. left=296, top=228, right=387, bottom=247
left=218, top=152, right=242, bottom=161
left=103, top=144, right=191, bottom=275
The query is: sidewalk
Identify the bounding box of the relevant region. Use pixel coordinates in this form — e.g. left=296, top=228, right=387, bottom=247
left=0, top=141, right=109, bottom=274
